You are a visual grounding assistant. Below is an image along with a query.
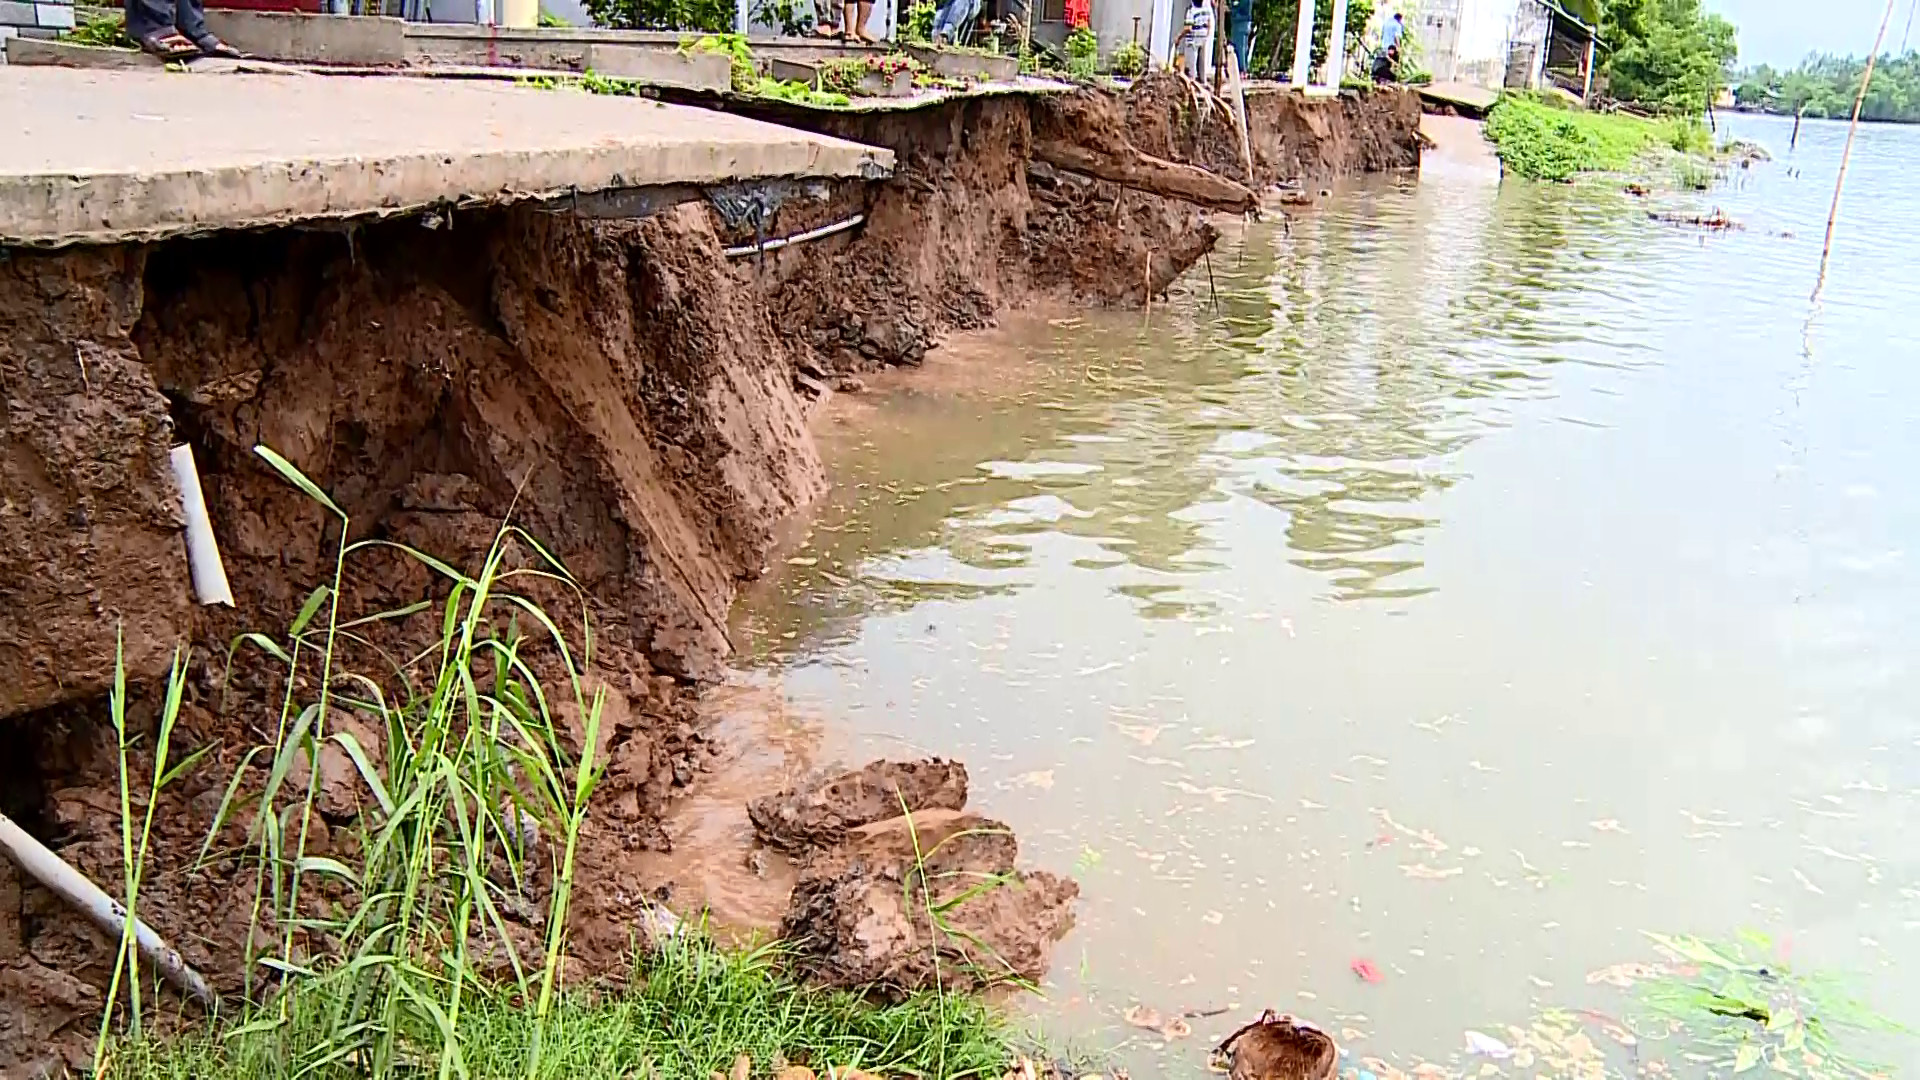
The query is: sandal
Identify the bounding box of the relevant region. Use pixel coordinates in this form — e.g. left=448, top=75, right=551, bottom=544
left=193, top=34, right=242, bottom=58
left=139, top=30, right=199, bottom=60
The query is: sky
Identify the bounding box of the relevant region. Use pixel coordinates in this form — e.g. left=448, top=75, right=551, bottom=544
left=1706, top=0, right=1913, bottom=68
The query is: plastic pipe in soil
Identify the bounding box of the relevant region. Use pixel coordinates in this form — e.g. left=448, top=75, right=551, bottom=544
left=724, top=213, right=866, bottom=258
left=0, top=810, right=217, bottom=1007
left=171, top=443, right=234, bottom=606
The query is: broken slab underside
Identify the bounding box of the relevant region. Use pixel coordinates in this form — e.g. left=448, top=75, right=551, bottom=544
left=0, top=66, right=894, bottom=248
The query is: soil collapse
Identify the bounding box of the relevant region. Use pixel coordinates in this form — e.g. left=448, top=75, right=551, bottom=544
left=0, top=77, right=1418, bottom=1073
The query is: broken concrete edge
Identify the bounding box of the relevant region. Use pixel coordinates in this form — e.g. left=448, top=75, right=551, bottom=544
left=5, top=34, right=160, bottom=68
left=583, top=43, right=728, bottom=93
left=0, top=177, right=841, bottom=250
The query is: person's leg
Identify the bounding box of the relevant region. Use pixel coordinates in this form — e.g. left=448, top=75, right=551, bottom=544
left=126, top=0, right=193, bottom=53
left=956, top=0, right=980, bottom=39
left=123, top=0, right=169, bottom=40
left=854, top=0, right=874, bottom=40
left=842, top=0, right=857, bottom=37
left=174, top=0, right=241, bottom=56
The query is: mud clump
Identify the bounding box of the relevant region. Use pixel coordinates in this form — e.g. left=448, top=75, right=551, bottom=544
left=752, top=760, right=1075, bottom=996
left=1216, top=1011, right=1339, bottom=1080
left=747, top=759, right=969, bottom=851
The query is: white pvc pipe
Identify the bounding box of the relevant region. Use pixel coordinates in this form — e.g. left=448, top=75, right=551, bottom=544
left=0, top=811, right=217, bottom=1007
left=723, top=214, right=866, bottom=258
left=1322, top=0, right=1349, bottom=88
left=1290, top=0, right=1316, bottom=87
left=170, top=445, right=234, bottom=607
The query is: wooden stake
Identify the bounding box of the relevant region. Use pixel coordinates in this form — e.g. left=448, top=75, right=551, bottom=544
left=1813, top=0, right=1899, bottom=302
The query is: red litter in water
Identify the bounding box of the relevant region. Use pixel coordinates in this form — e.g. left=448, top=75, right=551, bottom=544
left=1350, top=958, right=1384, bottom=984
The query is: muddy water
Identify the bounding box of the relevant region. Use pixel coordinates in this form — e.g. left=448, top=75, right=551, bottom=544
left=732, top=114, right=1920, bottom=1073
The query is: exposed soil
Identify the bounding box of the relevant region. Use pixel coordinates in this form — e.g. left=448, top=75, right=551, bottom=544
left=750, top=763, right=1076, bottom=997
left=0, top=81, right=1419, bottom=1070
left=748, top=759, right=969, bottom=851
left=1124, top=74, right=1423, bottom=188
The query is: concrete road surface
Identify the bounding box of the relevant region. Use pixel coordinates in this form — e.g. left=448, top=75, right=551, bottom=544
left=0, top=66, right=894, bottom=247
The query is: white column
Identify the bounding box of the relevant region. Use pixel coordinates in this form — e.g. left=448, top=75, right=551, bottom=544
left=1581, top=35, right=1596, bottom=100
left=1289, top=0, right=1315, bottom=88
left=1321, top=0, right=1348, bottom=88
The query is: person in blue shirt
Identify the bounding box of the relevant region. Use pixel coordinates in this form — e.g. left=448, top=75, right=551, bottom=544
left=1381, top=12, right=1404, bottom=53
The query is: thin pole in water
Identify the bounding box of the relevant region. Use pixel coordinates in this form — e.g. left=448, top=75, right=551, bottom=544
left=1813, top=0, right=1900, bottom=302
left=1205, top=248, right=1219, bottom=311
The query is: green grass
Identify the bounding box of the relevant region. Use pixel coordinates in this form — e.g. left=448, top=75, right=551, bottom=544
left=1484, top=96, right=1702, bottom=182
left=84, top=449, right=1028, bottom=1080
left=102, top=934, right=1020, bottom=1080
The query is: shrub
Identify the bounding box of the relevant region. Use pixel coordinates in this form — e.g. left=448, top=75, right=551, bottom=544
left=1111, top=40, right=1149, bottom=77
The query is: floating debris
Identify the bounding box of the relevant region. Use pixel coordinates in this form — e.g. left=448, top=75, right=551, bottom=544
left=1647, top=208, right=1742, bottom=230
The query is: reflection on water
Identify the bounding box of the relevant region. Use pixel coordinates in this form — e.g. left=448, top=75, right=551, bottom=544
left=734, top=114, right=1920, bottom=1075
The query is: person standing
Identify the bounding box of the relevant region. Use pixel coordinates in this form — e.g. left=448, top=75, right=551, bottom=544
left=932, top=0, right=979, bottom=45
left=843, top=0, right=882, bottom=41
left=1228, top=0, right=1252, bottom=73
left=125, top=0, right=239, bottom=58
left=1381, top=12, right=1404, bottom=54
left=1173, top=0, right=1215, bottom=82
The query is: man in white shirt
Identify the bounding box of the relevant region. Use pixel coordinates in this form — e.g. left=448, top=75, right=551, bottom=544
left=1174, top=0, right=1216, bottom=81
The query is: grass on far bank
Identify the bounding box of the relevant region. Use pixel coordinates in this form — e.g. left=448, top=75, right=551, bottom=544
left=1485, top=94, right=1712, bottom=182
left=102, top=932, right=1020, bottom=1080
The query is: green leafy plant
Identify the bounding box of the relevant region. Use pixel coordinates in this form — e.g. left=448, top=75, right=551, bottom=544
left=750, top=0, right=814, bottom=36
left=1110, top=39, right=1148, bottom=78
left=537, top=7, right=571, bottom=26
left=91, top=637, right=210, bottom=1074
left=65, top=14, right=137, bottom=48
left=1634, top=931, right=1911, bottom=1078
left=903, top=0, right=936, bottom=43
left=187, top=445, right=611, bottom=1079
left=1065, top=26, right=1098, bottom=78
left=1672, top=158, right=1715, bottom=189
left=753, top=77, right=853, bottom=107
left=684, top=33, right=759, bottom=91
left=585, top=0, right=731, bottom=32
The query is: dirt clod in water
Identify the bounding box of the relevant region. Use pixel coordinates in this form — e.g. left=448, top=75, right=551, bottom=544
left=756, top=760, right=1075, bottom=996
left=747, top=758, right=968, bottom=851
left=781, top=811, right=1076, bottom=995
left=1215, top=1011, right=1339, bottom=1080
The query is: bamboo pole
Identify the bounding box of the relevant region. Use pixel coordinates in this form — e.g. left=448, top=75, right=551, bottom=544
left=1813, top=0, right=1899, bottom=302
left=0, top=812, right=217, bottom=1008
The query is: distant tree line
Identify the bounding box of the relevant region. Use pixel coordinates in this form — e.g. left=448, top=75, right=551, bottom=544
left=1735, top=53, right=1920, bottom=123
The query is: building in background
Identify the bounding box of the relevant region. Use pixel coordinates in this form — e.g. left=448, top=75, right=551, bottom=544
left=1502, top=0, right=1596, bottom=97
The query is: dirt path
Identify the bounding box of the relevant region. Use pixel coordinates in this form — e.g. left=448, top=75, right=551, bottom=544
left=1420, top=114, right=1501, bottom=178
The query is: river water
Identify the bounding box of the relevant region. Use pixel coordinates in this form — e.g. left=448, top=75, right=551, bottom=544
left=731, top=114, right=1920, bottom=1075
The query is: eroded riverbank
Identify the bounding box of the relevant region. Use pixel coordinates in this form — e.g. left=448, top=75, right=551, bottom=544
left=0, top=74, right=1419, bottom=1072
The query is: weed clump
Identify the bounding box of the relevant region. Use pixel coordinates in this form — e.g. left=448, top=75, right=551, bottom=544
left=1484, top=96, right=1714, bottom=183
left=104, top=933, right=1018, bottom=1080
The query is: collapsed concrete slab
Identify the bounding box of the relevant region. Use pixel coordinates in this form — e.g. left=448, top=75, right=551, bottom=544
left=0, top=66, right=893, bottom=248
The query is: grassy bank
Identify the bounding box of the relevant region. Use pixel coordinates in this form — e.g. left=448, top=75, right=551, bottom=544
left=103, top=934, right=1019, bottom=1080
left=77, top=445, right=1027, bottom=1080
left=1484, top=95, right=1711, bottom=181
